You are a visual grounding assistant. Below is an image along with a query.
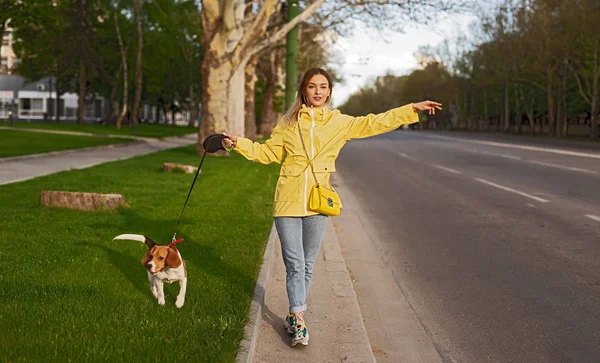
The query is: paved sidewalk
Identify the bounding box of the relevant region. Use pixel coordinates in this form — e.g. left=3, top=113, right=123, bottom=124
left=251, top=220, right=375, bottom=363
left=0, top=134, right=197, bottom=186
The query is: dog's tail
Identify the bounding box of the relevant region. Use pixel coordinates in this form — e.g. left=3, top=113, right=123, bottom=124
left=113, top=234, right=156, bottom=248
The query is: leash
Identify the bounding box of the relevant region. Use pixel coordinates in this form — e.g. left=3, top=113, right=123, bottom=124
left=172, top=149, right=207, bottom=243
left=171, top=133, right=229, bottom=243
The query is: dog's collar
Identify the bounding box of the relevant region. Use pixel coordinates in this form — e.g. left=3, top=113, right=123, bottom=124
left=168, top=238, right=184, bottom=249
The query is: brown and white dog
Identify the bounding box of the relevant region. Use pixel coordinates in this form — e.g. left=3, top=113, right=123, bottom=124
left=113, top=234, right=187, bottom=308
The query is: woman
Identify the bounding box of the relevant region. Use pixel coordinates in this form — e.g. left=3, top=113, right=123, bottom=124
left=222, top=67, right=441, bottom=347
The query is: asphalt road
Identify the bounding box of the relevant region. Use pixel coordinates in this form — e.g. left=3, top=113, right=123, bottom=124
left=335, top=131, right=600, bottom=363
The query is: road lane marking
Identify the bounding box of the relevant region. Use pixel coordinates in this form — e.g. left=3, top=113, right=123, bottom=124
left=463, top=146, right=597, bottom=175
left=434, top=165, right=461, bottom=174
left=474, top=178, right=550, bottom=203
left=501, top=154, right=522, bottom=160
left=526, top=160, right=598, bottom=175
left=398, top=153, right=417, bottom=161
left=585, top=215, right=600, bottom=222
left=418, top=133, right=600, bottom=159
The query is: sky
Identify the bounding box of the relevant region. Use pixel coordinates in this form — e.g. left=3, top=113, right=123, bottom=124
left=330, top=12, right=478, bottom=107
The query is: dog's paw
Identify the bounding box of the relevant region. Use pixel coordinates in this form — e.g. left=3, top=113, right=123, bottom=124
left=151, top=287, right=159, bottom=299
left=176, top=298, right=185, bottom=308
left=158, top=298, right=165, bottom=305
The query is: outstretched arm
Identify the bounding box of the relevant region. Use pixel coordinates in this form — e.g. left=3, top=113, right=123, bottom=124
left=222, top=124, right=286, bottom=164
left=344, top=100, right=442, bottom=140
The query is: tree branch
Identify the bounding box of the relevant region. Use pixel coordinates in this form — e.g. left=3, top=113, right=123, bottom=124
left=244, top=0, right=326, bottom=63
left=568, top=62, right=592, bottom=105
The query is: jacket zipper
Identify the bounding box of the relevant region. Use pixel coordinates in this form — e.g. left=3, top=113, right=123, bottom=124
left=303, top=107, right=316, bottom=216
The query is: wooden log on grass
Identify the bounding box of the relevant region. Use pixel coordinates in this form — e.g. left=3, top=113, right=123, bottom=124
left=162, top=162, right=198, bottom=174
left=40, top=191, right=127, bottom=211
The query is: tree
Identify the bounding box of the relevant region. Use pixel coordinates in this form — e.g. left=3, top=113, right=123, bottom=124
left=565, top=0, right=600, bottom=139
left=113, top=6, right=129, bottom=129
left=131, top=0, right=143, bottom=127
left=199, top=0, right=464, bottom=155
left=198, top=0, right=324, bottom=154
left=64, top=0, right=104, bottom=125
left=11, top=0, right=71, bottom=123
left=0, top=1, right=19, bottom=45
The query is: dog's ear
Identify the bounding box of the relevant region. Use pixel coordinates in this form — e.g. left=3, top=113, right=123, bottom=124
left=165, top=248, right=182, bottom=269
left=144, top=237, right=156, bottom=249
left=142, top=248, right=153, bottom=266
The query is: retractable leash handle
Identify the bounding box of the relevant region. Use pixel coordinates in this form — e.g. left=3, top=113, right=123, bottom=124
left=172, top=133, right=230, bottom=242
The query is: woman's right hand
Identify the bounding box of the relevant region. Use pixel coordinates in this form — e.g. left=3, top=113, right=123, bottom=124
left=222, top=133, right=238, bottom=150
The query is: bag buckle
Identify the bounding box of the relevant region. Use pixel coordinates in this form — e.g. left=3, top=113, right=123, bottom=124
left=327, top=198, right=333, bottom=207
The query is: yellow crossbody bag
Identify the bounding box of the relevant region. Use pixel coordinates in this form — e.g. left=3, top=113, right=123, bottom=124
left=297, top=122, right=341, bottom=216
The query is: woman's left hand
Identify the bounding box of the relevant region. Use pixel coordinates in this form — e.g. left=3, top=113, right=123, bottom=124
left=413, top=100, right=443, bottom=115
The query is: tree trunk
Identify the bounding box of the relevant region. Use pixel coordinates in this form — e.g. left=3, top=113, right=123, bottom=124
left=514, top=85, right=522, bottom=134
left=592, top=83, right=599, bottom=139
left=55, top=76, right=61, bottom=124
left=188, top=84, right=198, bottom=128
left=199, top=55, right=233, bottom=153
left=244, top=56, right=257, bottom=141
left=171, top=100, right=176, bottom=126
left=78, top=58, right=86, bottom=125
left=40, top=190, right=126, bottom=211
left=504, top=82, right=510, bottom=132
left=555, top=61, right=566, bottom=137
left=114, top=8, right=128, bottom=130
left=469, top=88, right=476, bottom=131
left=526, top=110, right=535, bottom=134
left=483, top=88, right=488, bottom=131
left=106, top=62, right=123, bottom=123
left=546, top=68, right=555, bottom=136
left=591, top=44, right=599, bottom=139
left=155, top=101, right=161, bottom=123
left=76, top=0, right=87, bottom=125
left=199, top=0, right=324, bottom=155
left=131, top=0, right=143, bottom=128
left=259, top=53, right=278, bottom=136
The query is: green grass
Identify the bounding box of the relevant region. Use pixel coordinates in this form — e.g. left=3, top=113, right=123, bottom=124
left=0, top=129, right=134, bottom=158
left=0, top=120, right=198, bottom=138
left=0, top=145, right=279, bottom=362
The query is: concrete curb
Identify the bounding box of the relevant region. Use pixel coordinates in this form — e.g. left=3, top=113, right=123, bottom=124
left=322, top=218, right=377, bottom=362
left=236, top=222, right=278, bottom=363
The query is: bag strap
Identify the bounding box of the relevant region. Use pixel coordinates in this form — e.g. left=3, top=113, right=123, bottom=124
left=297, top=120, right=320, bottom=186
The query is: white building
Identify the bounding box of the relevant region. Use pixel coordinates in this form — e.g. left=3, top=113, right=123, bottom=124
left=0, top=75, right=105, bottom=121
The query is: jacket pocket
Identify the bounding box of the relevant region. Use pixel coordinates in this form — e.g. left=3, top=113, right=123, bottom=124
left=310, top=161, right=335, bottom=187
left=275, top=162, right=303, bottom=201
left=312, top=161, right=336, bottom=173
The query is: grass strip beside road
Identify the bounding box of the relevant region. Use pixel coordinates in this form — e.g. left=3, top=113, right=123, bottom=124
left=0, top=121, right=198, bottom=138
left=0, top=129, right=134, bottom=158
left=0, top=145, right=279, bottom=362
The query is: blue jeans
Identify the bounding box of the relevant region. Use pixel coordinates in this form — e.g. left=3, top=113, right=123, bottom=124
left=274, top=214, right=329, bottom=314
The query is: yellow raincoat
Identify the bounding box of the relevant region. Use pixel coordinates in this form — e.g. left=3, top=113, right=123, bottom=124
left=234, top=103, right=419, bottom=217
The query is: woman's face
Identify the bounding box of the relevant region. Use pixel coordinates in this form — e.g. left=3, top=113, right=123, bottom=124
left=304, top=74, right=331, bottom=108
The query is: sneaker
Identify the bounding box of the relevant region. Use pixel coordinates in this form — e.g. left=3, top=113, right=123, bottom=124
left=284, top=313, right=296, bottom=334
left=291, top=312, right=309, bottom=347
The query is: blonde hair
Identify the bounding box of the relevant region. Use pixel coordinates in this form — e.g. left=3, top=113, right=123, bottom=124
left=280, top=68, right=333, bottom=127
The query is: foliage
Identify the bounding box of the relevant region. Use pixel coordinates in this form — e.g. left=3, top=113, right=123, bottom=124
left=339, top=0, right=600, bottom=138
left=8, top=0, right=203, bottom=122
